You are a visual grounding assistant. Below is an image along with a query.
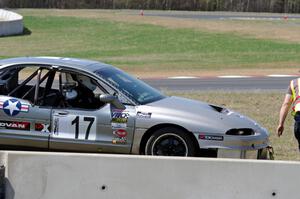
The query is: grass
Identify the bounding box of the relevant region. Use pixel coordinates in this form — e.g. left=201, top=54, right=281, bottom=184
left=0, top=9, right=300, bottom=77
left=17, top=9, right=300, bottom=43
left=166, top=91, right=299, bottom=161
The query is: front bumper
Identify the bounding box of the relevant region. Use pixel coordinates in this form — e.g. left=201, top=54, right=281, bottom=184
left=217, top=146, right=274, bottom=159
left=198, top=133, right=269, bottom=150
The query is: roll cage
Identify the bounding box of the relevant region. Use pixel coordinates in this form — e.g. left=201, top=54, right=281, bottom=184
left=0, top=65, right=109, bottom=109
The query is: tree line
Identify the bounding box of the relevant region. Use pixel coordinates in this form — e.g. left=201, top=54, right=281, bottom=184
left=1, top=0, right=300, bottom=13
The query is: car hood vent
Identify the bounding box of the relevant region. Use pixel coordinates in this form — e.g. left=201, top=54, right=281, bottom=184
left=209, top=104, right=224, bottom=113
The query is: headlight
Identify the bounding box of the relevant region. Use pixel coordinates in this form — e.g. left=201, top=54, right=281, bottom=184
left=226, top=128, right=255, bottom=136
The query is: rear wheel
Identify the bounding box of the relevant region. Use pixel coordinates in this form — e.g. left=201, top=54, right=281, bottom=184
left=145, top=127, right=196, bottom=157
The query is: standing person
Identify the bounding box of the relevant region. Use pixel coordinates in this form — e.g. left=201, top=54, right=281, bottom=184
left=277, top=78, right=300, bottom=150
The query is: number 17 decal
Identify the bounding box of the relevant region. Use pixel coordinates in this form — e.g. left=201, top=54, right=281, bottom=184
left=72, top=116, right=95, bottom=139
left=53, top=114, right=97, bottom=140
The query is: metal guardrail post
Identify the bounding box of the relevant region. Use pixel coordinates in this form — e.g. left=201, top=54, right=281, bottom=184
left=0, top=165, right=5, bottom=199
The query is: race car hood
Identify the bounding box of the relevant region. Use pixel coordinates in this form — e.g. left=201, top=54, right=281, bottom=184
left=136, top=96, right=267, bottom=135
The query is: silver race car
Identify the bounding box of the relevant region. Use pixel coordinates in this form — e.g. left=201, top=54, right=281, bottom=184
left=0, top=57, right=271, bottom=159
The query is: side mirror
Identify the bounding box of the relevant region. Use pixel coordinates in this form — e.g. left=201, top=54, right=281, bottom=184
left=99, top=94, right=126, bottom=110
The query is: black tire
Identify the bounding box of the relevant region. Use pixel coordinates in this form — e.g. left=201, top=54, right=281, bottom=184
left=145, top=127, right=196, bottom=157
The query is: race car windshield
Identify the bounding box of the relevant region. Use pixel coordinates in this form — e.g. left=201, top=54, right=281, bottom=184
left=94, top=67, right=165, bottom=105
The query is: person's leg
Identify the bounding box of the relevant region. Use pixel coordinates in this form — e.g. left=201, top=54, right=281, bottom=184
left=294, top=120, right=300, bottom=151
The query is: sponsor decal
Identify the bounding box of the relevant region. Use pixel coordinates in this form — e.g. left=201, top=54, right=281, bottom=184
left=111, top=109, right=129, bottom=129
left=35, top=123, right=50, bottom=133
left=111, top=122, right=127, bottom=129
left=111, top=117, right=128, bottom=123
left=112, top=138, right=127, bottom=144
left=112, top=139, right=117, bottom=144
left=113, top=129, right=128, bottom=138
left=112, top=136, right=127, bottom=144
left=112, top=110, right=129, bottom=121
left=0, top=98, right=29, bottom=116
left=112, top=129, right=128, bottom=144
left=0, top=120, right=30, bottom=130
left=199, top=134, right=224, bottom=141
left=137, top=111, right=152, bottom=119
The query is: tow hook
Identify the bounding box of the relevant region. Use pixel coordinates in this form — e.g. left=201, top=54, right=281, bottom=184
left=267, top=145, right=274, bottom=160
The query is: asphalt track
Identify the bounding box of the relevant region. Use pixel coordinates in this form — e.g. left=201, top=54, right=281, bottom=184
left=143, top=76, right=296, bottom=91
left=141, top=11, right=299, bottom=91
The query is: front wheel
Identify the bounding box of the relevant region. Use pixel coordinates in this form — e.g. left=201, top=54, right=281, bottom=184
left=145, top=127, right=196, bottom=157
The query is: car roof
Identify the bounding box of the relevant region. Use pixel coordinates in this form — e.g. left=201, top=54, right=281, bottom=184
left=0, top=56, right=112, bottom=72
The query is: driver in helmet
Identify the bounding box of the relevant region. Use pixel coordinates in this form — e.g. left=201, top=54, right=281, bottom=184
left=62, top=73, right=99, bottom=109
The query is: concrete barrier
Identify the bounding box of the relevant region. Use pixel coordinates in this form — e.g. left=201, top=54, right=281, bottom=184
left=1, top=151, right=300, bottom=199
left=0, top=9, right=23, bottom=36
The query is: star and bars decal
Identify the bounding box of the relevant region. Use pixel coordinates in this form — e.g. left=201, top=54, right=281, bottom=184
left=0, top=98, right=29, bottom=116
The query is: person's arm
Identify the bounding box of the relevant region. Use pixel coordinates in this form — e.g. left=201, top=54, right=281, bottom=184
left=277, top=94, right=293, bottom=137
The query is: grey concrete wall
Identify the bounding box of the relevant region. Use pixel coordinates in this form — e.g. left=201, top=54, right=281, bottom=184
left=0, top=9, right=23, bottom=36
left=1, top=151, right=300, bottom=199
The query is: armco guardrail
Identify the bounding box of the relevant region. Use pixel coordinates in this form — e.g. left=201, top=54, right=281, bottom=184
left=0, top=151, right=300, bottom=199
left=0, top=9, right=23, bottom=36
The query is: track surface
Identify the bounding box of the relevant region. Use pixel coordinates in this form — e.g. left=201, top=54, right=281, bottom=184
left=140, top=12, right=299, bottom=91
left=143, top=76, right=295, bottom=91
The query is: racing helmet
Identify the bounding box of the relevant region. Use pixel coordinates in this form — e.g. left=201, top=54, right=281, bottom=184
left=61, top=73, right=78, bottom=100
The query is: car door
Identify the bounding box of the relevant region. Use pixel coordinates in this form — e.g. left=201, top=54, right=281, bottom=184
left=49, top=71, right=135, bottom=153
left=0, top=66, right=52, bottom=149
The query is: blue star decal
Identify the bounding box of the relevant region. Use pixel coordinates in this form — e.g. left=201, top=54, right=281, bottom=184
left=3, top=99, right=21, bottom=116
